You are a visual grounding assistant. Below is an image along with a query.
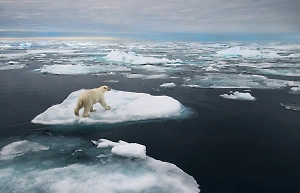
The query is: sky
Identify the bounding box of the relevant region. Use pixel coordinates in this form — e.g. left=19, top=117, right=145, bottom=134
left=0, top=0, right=299, bottom=40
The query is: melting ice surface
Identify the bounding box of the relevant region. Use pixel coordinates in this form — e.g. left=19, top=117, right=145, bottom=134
left=220, top=91, right=256, bottom=101
left=0, top=137, right=200, bottom=193
left=32, top=89, right=187, bottom=125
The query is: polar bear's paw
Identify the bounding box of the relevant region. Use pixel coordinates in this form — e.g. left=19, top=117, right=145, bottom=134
left=106, top=106, right=111, bottom=110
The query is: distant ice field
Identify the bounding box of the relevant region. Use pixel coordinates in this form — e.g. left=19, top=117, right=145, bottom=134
left=1, top=40, right=299, bottom=90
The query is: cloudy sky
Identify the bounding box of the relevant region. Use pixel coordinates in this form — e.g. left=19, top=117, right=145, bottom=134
left=0, top=0, right=299, bottom=39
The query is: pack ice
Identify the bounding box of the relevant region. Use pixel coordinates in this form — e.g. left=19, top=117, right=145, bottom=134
left=32, top=89, right=187, bottom=125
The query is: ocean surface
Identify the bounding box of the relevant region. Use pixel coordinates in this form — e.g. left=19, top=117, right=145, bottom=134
left=0, top=40, right=300, bottom=193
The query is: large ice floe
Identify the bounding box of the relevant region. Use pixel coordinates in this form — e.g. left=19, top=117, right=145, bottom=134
left=34, top=64, right=131, bottom=75
left=0, top=137, right=200, bottom=193
left=104, top=49, right=182, bottom=65
left=220, top=91, right=256, bottom=101
left=32, top=89, right=187, bottom=125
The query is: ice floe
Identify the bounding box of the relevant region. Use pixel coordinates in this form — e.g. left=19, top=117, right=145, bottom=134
left=32, top=89, right=187, bottom=125
left=0, top=140, right=49, bottom=160
left=125, top=73, right=169, bottom=79
left=216, top=46, right=281, bottom=58
left=104, top=49, right=181, bottom=65
left=182, top=74, right=294, bottom=89
left=160, top=82, right=176, bottom=88
left=0, top=137, right=200, bottom=193
left=220, top=91, right=256, bottom=100
left=0, top=64, right=26, bottom=70
left=34, top=64, right=131, bottom=75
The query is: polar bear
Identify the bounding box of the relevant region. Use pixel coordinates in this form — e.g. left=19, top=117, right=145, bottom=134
left=74, top=85, right=111, bottom=117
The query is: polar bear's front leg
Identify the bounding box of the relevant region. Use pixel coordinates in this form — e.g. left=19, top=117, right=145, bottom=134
left=99, top=98, right=110, bottom=110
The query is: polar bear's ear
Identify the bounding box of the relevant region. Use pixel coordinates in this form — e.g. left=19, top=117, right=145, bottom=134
left=103, top=86, right=107, bottom=89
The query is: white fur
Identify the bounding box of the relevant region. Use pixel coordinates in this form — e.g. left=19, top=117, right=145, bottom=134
left=74, top=86, right=111, bottom=117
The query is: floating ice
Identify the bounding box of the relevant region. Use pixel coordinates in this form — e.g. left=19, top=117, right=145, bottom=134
left=202, top=65, right=219, bottom=72
left=216, top=46, right=281, bottom=58
left=31, top=89, right=186, bottom=125
left=126, top=73, right=169, bottom=79
left=112, top=143, right=146, bottom=159
left=257, top=68, right=300, bottom=77
left=104, top=50, right=181, bottom=65
left=137, top=64, right=168, bottom=72
left=182, top=73, right=293, bottom=89
left=289, top=87, right=300, bottom=94
left=34, top=64, right=131, bottom=75
left=0, top=64, right=26, bottom=70
left=280, top=103, right=300, bottom=112
left=103, top=80, right=119, bottom=83
left=160, top=82, right=176, bottom=88
left=94, top=139, right=146, bottom=159
left=0, top=140, right=49, bottom=160
left=220, top=91, right=256, bottom=101
left=0, top=137, right=200, bottom=193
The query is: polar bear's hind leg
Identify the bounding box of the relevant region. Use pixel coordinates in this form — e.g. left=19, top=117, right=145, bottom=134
left=74, top=99, right=83, bottom=116
left=83, top=102, right=92, bottom=117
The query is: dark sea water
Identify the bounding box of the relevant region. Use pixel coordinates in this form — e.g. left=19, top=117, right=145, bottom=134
left=0, top=40, right=300, bottom=193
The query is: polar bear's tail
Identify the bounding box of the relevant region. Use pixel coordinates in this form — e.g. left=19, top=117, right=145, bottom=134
left=74, top=99, right=83, bottom=116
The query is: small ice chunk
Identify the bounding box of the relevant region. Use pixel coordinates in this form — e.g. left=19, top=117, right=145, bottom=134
left=93, top=139, right=146, bottom=159
left=112, top=143, right=146, bottom=159
left=220, top=91, right=256, bottom=100
left=7, top=61, right=19, bottom=64
left=160, top=82, right=176, bottom=88
left=202, top=66, right=219, bottom=72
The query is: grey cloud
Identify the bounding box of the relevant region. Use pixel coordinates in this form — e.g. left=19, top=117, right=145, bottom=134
left=0, top=0, right=299, bottom=34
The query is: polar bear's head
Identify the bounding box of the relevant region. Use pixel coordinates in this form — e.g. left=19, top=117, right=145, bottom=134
left=99, top=85, right=111, bottom=92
